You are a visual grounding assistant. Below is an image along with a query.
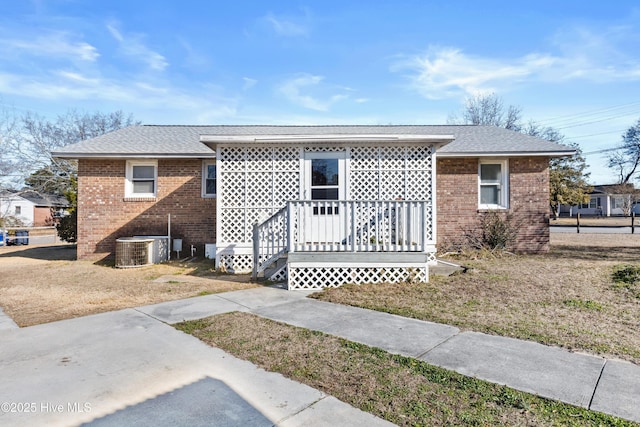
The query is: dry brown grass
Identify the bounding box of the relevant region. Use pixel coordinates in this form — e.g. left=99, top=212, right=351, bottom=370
left=0, top=244, right=256, bottom=326
left=314, top=233, right=640, bottom=364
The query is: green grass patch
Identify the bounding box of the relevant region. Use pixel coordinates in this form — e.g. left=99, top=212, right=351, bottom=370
left=612, top=265, right=640, bottom=298
left=563, top=299, right=604, bottom=311
left=176, top=313, right=637, bottom=427
left=612, top=264, right=640, bottom=285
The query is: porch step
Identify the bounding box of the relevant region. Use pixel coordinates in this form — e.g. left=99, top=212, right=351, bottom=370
left=263, top=254, right=288, bottom=282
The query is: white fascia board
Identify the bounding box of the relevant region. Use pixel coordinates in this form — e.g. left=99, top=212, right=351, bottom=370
left=52, top=152, right=216, bottom=159
left=200, top=134, right=455, bottom=144
left=437, top=150, right=576, bottom=158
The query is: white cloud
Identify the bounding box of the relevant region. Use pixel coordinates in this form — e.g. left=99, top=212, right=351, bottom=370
left=278, top=74, right=349, bottom=111
left=242, top=77, right=257, bottom=90
left=263, top=11, right=310, bottom=37
left=106, top=22, right=168, bottom=71
left=395, top=24, right=640, bottom=99
left=0, top=32, right=99, bottom=62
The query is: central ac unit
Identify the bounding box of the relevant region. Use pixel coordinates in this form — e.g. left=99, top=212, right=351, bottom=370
left=115, top=237, right=154, bottom=268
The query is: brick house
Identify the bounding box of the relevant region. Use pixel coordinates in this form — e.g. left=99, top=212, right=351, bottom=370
left=0, top=190, right=70, bottom=227
left=53, top=125, right=573, bottom=289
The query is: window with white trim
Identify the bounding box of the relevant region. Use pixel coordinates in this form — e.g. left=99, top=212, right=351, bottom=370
left=478, top=160, right=508, bottom=209
left=202, top=160, right=216, bottom=197
left=126, top=160, right=157, bottom=198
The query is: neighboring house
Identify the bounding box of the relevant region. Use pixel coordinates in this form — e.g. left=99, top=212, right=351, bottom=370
left=53, top=125, right=573, bottom=289
left=560, top=184, right=640, bottom=217
left=0, top=190, right=70, bottom=227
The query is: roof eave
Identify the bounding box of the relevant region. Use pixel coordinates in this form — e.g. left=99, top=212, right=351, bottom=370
left=52, top=152, right=217, bottom=160
left=437, top=150, right=576, bottom=158
left=200, top=134, right=456, bottom=146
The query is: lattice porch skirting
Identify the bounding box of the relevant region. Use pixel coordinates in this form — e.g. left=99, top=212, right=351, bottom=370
left=287, top=260, right=429, bottom=290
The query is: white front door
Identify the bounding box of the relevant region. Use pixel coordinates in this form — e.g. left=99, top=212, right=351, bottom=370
left=303, top=151, right=346, bottom=245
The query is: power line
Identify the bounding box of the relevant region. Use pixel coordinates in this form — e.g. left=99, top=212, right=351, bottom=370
left=583, top=146, right=625, bottom=155
left=538, top=101, right=640, bottom=128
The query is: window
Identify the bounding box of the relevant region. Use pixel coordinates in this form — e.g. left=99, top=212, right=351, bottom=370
left=612, top=197, right=625, bottom=209
left=15, top=206, right=21, bottom=215
left=580, top=197, right=599, bottom=209
left=478, top=160, right=508, bottom=209
left=126, top=160, right=157, bottom=198
left=311, top=158, right=340, bottom=215
left=202, top=161, right=216, bottom=197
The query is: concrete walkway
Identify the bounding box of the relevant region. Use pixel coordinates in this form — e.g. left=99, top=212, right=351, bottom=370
left=1, top=287, right=639, bottom=425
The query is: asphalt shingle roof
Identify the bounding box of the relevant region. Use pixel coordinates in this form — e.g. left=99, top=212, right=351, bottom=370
left=52, top=124, right=575, bottom=158
left=0, top=190, right=70, bottom=207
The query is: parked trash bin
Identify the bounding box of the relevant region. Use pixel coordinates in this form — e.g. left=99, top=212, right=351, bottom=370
left=16, top=230, right=29, bottom=245
left=0, top=230, right=5, bottom=246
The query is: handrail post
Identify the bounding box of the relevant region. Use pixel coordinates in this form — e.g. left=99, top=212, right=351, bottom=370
left=252, top=222, right=259, bottom=281
left=421, top=201, right=427, bottom=252
left=287, top=202, right=294, bottom=253
left=351, top=201, right=356, bottom=252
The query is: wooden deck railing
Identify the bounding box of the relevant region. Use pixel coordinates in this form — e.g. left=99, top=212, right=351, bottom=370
left=253, top=200, right=432, bottom=279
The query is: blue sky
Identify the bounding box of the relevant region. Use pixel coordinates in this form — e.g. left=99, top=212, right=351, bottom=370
left=1, top=0, right=640, bottom=184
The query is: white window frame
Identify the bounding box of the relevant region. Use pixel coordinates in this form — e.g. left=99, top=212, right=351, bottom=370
left=202, top=160, right=217, bottom=198
left=125, top=160, right=158, bottom=198
left=478, top=159, right=509, bottom=209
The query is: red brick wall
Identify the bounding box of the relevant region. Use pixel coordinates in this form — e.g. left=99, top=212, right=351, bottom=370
left=77, top=159, right=216, bottom=260
left=33, top=206, right=53, bottom=226
left=436, top=157, right=550, bottom=253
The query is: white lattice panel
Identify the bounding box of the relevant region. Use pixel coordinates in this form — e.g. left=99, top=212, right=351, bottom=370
left=351, top=146, right=379, bottom=170
left=406, top=145, right=433, bottom=170
left=219, top=145, right=302, bottom=247
left=380, top=170, right=406, bottom=200
left=219, top=146, right=245, bottom=172
left=274, top=171, right=300, bottom=205
left=246, top=172, right=273, bottom=207
left=405, top=169, right=431, bottom=200
left=247, top=146, right=273, bottom=171
left=288, top=265, right=428, bottom=290
left=304, top=146, right=345, bottom=152
left=278, top=146, right=300, bottom=170
left=349, top=170, right=378, bottom=200
left=380, top=146, right=405, bottom=170
left=221, top=172, right=245, bottom=207
left=220, top=209, right=245, bottom=242
left=219, top=254, right=253, bottom=273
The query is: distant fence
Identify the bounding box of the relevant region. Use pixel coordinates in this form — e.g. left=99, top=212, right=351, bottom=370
left=552, top=213, right=638, bottom=234
left=1, top=226, right=59, bottom=245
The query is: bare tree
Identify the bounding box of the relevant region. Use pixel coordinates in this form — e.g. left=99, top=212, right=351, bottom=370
left=608, top=118, right=640, bottom=184
left=4, top=110, right=138, bottom=195
left=448, top=93, right=522, bottom=131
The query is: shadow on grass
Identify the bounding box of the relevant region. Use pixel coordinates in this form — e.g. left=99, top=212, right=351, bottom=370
left=0, top=244, right=77, bottom=261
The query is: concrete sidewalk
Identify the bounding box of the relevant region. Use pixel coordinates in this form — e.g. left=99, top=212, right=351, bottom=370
left=146, top=287, right=640, bottom=424
left=2, top=286, right=640, bottom=425
left=0, top=288, right=392, bottom=427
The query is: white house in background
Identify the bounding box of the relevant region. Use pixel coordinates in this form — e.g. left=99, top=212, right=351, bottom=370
left=0, top=190, right=70, bottom=226
left=560, top=184, right=640, bottom=217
